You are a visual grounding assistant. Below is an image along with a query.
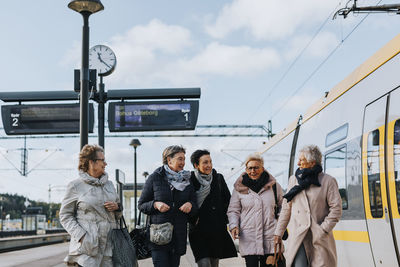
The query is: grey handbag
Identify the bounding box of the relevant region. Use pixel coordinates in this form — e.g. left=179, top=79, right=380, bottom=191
left=109, top=216, right=138, bottom=267
left=149, top=222, right=174, bottom=245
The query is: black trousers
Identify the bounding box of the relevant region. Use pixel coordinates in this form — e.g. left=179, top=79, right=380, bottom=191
left=244, top=255, right=268, bottom=267
left=151, top=249, right=181, bottom=267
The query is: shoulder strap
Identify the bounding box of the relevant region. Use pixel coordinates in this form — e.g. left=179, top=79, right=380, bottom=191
left=273, top=183, right=279, bottom=219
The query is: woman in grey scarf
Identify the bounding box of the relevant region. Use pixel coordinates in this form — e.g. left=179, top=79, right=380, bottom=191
left=188, top=150, right=237, bottom=267
left=138, top=145, right=197, bottom=267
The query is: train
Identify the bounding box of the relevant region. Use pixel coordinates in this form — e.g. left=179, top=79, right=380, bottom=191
left=258, top=33, right=400, bottom=266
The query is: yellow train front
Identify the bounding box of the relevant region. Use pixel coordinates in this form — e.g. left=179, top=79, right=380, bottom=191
left=259, top=33, right=400, bottom=266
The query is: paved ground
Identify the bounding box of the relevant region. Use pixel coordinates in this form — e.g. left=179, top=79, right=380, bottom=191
left=0, top=242, right=245, bottom=267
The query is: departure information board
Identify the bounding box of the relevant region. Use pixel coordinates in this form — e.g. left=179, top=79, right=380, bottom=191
left=1, top=103, right=94, bottom=135
left=108, top=100, right=199, bottom=132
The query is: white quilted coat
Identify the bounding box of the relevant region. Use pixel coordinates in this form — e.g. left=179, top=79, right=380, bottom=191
left=60, top=172, right=120, bottom=267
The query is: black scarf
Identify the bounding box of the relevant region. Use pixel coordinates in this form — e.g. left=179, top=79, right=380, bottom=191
left=242, top=171, right=269, bottom=193
left=283, top=164, right=322, bottom=202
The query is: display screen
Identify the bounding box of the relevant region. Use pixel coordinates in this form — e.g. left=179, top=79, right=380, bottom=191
left=108, top=100, right=199, bottom=132
left=1, top=103, right=94, bottom=135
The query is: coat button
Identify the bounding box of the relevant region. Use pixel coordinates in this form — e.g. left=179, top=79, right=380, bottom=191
left=212, top=206, right=216, bottom=210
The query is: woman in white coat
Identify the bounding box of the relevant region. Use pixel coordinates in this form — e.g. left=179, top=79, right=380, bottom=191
left=60, top=144, right=121, bottom=267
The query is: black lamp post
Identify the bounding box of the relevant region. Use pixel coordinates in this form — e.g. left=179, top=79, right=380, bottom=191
left=68, top=0, right=104, bottom=149
left=129, top=139, right=141, bottom=226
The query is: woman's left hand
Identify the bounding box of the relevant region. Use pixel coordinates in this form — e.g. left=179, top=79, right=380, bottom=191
left=179, top=202, right=192, bottom=213
left=104, top=201, right=119, bottom=212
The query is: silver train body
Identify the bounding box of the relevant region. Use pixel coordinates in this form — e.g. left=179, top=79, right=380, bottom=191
left=259, top=34, right=400, bottom=266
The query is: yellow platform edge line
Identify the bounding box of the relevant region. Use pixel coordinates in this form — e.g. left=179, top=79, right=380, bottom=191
left=333, top=230, right=370, bottom=243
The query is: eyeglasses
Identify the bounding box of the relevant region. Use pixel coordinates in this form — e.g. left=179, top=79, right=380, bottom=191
left=246, top=166, right=260, bottom=171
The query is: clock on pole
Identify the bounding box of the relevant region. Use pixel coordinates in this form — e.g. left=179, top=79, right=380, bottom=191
left=89, top=44, right=116, bottom=76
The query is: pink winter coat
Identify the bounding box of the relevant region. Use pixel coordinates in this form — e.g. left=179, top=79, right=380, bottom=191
left=227, top=172, right=283, bottom=256
left=274, top=172, right=342, bottom=267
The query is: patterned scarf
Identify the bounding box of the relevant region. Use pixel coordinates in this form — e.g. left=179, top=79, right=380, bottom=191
left=194, top=169, right=213, bottom=208
left=283, top=164, right=322, bottom=202
left=80, top=171, right=108, bottom=186
left=164, top=165, right=191, bottom=191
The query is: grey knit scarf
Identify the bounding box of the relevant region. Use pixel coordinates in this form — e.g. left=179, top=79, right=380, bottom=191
left=194, top=169, right=213, bottom=208
left=163, top=165, right=191, bottom=191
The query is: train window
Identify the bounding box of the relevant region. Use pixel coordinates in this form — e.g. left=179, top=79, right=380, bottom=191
left=325, top=123, right=348, bottom=147
left=393, top=120, right=400, bottom=214
left=367, top=129, right=383, bottom=218
left=325, top=146, right=348, bottom=209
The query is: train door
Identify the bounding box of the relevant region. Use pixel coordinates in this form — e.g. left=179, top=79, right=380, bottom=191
left=362, top=95, right=399, bottom=266
left=386, top=88, right=400, bottom=261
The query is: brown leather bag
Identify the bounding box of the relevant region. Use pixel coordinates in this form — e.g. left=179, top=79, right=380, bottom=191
left=266, top=242, right=286, bottom=267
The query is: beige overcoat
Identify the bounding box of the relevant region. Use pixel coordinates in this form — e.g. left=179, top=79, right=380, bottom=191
left=274, top=172, right=342, bottom=267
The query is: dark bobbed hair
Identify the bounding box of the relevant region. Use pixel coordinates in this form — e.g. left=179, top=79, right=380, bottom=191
left=162, top=145, right=186, bottom=164
left=190, top=149, right=210, bottom=167
left=78, top=144, right=104, bottom=172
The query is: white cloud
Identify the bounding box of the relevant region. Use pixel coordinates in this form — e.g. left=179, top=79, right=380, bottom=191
left=156, top=42, right=281, bottom=84
left=108, top=20, right=280, bottom=87
left=110, top=19, right=193, bottom=54
left=205, top=0, right=340, bottom=40
left=285, top=31, right=339, bottom=60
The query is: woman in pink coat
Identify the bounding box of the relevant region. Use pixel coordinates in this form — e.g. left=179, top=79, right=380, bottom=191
left=274, top=145, right=342, bottom=267
left=227, top=153, right=283, bottom=267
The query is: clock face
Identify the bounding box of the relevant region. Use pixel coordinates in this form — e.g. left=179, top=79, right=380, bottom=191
left=89, top=45, right=116, bottom=76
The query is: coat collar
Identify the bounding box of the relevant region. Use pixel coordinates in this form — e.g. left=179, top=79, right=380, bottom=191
left=234, top=170, right=276, bottom=194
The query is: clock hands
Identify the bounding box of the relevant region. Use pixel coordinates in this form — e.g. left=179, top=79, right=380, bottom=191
left=97, top=52, right=112, bottom=69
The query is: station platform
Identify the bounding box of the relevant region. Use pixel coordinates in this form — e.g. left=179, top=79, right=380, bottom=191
left=0, top=242, right=245, bottom=267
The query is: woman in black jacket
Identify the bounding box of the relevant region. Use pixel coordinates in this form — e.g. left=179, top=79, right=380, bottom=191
left=138, top=145, right=197, bottom=267
left=189, top=150, right=237, bottom=267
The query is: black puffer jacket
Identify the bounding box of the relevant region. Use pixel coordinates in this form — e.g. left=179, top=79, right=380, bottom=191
left=138, top=166, right=197, bottom=255
left=188, top=169, right=237, bottom=262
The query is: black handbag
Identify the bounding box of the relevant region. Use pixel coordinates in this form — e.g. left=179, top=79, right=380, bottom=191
left=273, top=184, right=289, bottom=240
left=109, top=215, right=138, bottom=267
left=130, top=211, right=151, bottom=260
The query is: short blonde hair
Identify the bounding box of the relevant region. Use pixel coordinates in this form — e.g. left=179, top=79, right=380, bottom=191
left=162, top=145, right=186, bottom=164
left=78, top=144, right=104, bottom=172
left=299, top=145, right=322, bottom=165
left=244, top=153, right=264, bottom=167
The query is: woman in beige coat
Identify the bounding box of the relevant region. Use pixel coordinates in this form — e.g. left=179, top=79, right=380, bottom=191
left=227, top=153, right=283, bottom=267
left=60, top=144, right=121, bottom=267
left=274, top=145, right=342, bottom=267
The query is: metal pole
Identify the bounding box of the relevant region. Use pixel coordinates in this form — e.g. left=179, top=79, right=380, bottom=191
left=98, top=76, right=105, bottom=148
left=80, top=12, right=90, bottom=149
left=134, top=147, right=137, bottom=226
left=0, top=197, right=3, bottom=231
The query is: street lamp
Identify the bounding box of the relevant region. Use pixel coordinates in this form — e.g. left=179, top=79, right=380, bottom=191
left=129, top=139, right=141, bottom=226
left=68, top=0, right=104, bottom=149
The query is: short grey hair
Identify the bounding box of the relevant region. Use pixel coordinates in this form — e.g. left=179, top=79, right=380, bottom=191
left=299, top=145, right=322, bottom=165
left=244, top=153, right=264, bottom=167
left=162, top=145, right=186, bottom=164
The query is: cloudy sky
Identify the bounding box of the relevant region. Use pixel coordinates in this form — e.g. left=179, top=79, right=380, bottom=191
left=1, top=0, right=400, bottom=204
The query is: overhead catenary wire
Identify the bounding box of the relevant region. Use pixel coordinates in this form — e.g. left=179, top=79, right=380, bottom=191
left=267, top=2, right=375, bottom=123
left=225, top=1, right=343, bottom=175
left=245, top=1, right=343, bottom=125
left=227, top=0, right=380, bottom=179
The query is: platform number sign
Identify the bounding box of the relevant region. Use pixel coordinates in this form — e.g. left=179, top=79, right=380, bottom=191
left=1, top=103, right=94, bottom=135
